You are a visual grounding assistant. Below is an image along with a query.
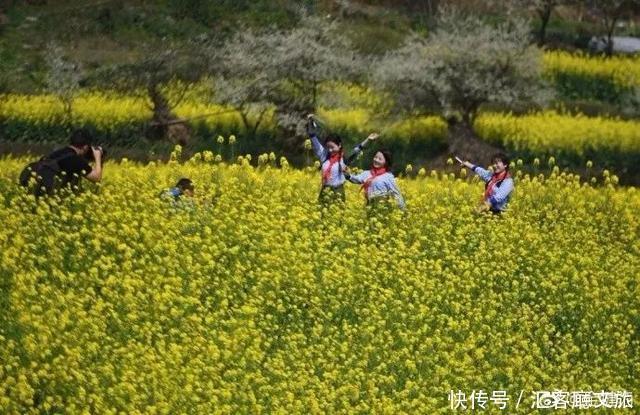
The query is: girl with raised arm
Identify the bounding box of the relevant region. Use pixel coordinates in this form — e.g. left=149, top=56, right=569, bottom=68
left=306, top=114, right=378, bottom=204
left=456, top=152, right=514, bottom=214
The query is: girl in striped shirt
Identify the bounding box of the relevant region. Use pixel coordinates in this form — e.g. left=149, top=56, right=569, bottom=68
left=344, top=149, right=406, bottom=210
left=306, top=114, right=378, bottom=203
left=456, top=152, right=514, bottom=214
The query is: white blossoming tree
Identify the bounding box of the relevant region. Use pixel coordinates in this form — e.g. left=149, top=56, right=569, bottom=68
left=209, top=14, right=365, bottom=143
left=94, top=42, right=207, bottom=144
left=45, top=43, right=82, bottom=126
left=374, top=9, right=552, bottom=157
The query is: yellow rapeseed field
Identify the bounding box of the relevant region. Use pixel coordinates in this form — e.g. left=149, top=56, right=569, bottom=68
left=543, top=51, right=640, bottom=89
left=0, top=93, right=248, bottom=133
left=0, top=152, right=638, bottom=414
left=0, top=92, right=447, bottom=147
left=475, top=111, right=640, bottom=156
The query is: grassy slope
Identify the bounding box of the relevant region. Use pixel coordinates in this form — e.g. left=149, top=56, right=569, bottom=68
left=0, top=0, right=418, bottom=92
left=2, top=0, right=640, bottom=183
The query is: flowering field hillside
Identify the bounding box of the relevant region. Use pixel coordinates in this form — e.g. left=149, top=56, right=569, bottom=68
left=0, top=156, right=638, bottom=414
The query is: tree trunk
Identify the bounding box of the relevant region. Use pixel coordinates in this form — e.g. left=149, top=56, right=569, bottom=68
left=605, top=20, right=617, bottom=57
left=146, top=84, right=191, bottom=145
left=250, top=108, right=268, bottom=138
left=0, top=11, right=9, bottom=29
left=237, top=108, right=267, bottom=139
left=445, top=119, right=503, bottom=164
left=63, top=100, right=73, bottom=128
left=148, top=84, right=172, bottom=125
left=274, top=101, right=314, bottom=149
left=239, top=111, right=251, bottom=135
left=537, top=5, right=553, bottom=47
left=428, top=0, right=439, bottom=17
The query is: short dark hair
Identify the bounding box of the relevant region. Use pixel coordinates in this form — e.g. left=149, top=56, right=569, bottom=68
left=176, top=178, right=194, bottom=191
left=379, top=149, right=393, bottom=169
left=69, top=128, right=93, bottom=148
left=324, top=133, right=342, bottom=148
left=492, top=152, right=510, bottom=169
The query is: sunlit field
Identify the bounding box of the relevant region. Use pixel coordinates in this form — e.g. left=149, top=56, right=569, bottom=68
left=0, top=155, right=638, bottom=414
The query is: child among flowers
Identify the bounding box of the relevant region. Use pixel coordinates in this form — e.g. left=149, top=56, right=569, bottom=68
left=344, top=149, right=406, bottom=210
left=456, top=152, right=514, bottom=214
left=306, top=114, right=378, bottom=204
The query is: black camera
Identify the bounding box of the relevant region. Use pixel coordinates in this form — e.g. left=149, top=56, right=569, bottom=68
left=84, top=145, right=106, bottom=164
left=307, top=116, right=320, bottom=136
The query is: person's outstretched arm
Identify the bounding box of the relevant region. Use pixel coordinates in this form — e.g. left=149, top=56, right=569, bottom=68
left=345, top=133, right=379, bottom=166
left=455, top=156, right=492, bottom=182
left=307, top=114, right=327, bottom=162
left=471, top=165, right=493, bottom=183
left=309, top=132, right=327, bottom=162
left=344, top=169, right=368, bottom=184
left=85, top=148, right=103, bottom=183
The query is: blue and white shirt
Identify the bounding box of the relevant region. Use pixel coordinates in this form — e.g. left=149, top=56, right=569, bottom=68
left=161, top=187, right=194, bottom=210
left=310, top=133, right=367, bottom=188
left=472, top=165, right=514, bottom=212
left=347, top=170, right=406, bottom=210
left=165, top=187, right=183, bottom=199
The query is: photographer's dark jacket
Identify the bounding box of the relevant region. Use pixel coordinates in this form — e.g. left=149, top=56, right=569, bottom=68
left=45, top=147, right=92, bottom=188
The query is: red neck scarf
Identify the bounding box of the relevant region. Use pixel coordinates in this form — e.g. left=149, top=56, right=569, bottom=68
left=484, top=170, right=510, bottom=201
left=362, top=166, right=387, bottom=196
left=322, top=152, right=343, bottom=184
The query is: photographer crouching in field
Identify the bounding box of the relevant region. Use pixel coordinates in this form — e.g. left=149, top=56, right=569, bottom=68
left=19, top=128, right=104, bottom=197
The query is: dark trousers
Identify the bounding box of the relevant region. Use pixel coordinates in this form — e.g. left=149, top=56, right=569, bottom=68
left=319, top=184, right=345, bottom=205
left=365, top=196, right=397, bottom=217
